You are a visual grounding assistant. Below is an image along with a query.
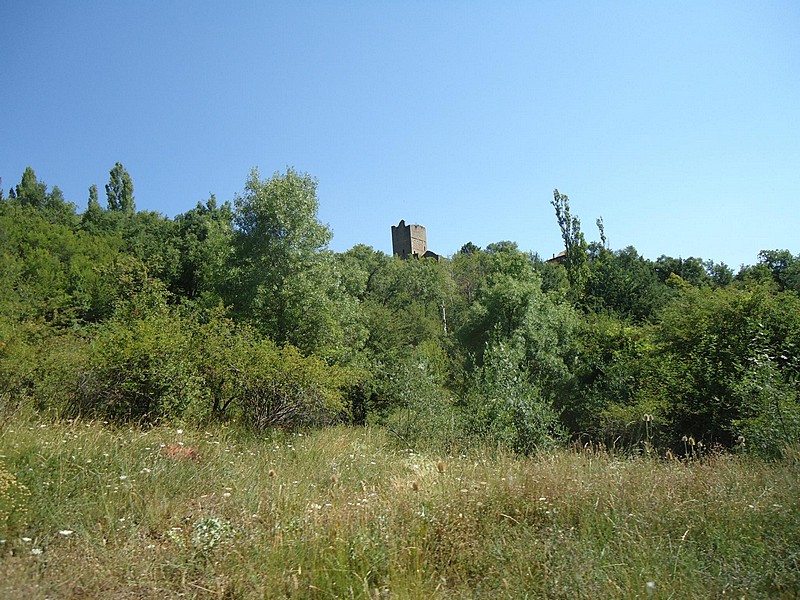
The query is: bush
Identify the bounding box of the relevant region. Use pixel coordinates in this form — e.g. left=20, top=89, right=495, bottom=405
left=732, top=352, right=800, bottom=458
left=377, top=349, right=462, bottom=452
left=188, top=308, right=352, bottom=429
left=462, top=340, right=563, bottom=454
left=237, top=342, right=351, bottom=430
left=0, top=318, right=87, bottom=418
left=655, top=285, right=800, bottom=447
left=75, top=311, right=204, bottom=422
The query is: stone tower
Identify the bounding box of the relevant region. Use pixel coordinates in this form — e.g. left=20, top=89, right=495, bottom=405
left=391, top=219, right=427, bottom=258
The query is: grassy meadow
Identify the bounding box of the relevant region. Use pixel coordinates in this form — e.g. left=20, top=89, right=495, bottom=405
left=0, top=414, right=798, bottom=599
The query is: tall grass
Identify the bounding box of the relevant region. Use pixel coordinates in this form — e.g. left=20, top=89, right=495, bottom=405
left=1, top=413, right=798, bottom=598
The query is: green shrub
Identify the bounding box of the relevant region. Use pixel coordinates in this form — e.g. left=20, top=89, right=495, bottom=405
left=378, top=350, right=462, bottom=452
left=656, top=285, right=800, bottom=447
left=237, top=342, right=351, bottom=430
left=732, top=352, right=800, bottom=458
left=190, top=308, right=352, bottom=429
left=75, top=311, right=204, bottom=422
left=463, top=340, right=563, bottom=454
left=0, top=318, right=88, bottom=418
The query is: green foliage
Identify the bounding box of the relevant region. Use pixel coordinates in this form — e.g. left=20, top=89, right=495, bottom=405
left=105, top=162, right=135, bottom=212
left=14, top=167, right=47, bottom=209
left=459, top=262, right=579, bottom=381
left=757, top=249, right=800, bottom=292
left=194, top=313, right=352, bottom=430
left=566, top=316, right=642, bottom=436
left=706, top=259, right=734, bottom=287
left=654, top=284, right=800, bottom=447
left=372, top=344, right=461, bottom=451
left=453, top=240, right=581, bottom=449
left=236, top=339, right=350, bottom=429
left=4, top=161, right=800, bottom=459
left=457, top=246, right=541, bottom=359
left=96, top=256, right=172, bottom=320
left=59, top=297, right=354, bottom=428
left=76, top=311, right=203, bottom=423
left=365, top=256, right=452, bottom=351
left=731, top=336, right=800, bottom=458
left=230, top=168, right=362, bottom=358
left=172, top=196, right=234, bottom=301
left=585, top=245, right=672, bottom=321
left=463, top=340, right=563, bottom=453
left=0, top=201, right=122, bottom=325
left=551, top=189, right=589, bottom=299
left=459, top=241, right=480, bottom=255
left=533, top=258, right=571, bottom=297
left=654, top=254, right=710, bottom=287
left=0, top=313, right=92, bottom=419
left=0, top=319, right=45, bottom=417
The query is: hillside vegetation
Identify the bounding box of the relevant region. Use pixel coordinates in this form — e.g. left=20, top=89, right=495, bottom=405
left=1, top=164, right=799, bottom=596
left=2, top=164, right=799, bottom=454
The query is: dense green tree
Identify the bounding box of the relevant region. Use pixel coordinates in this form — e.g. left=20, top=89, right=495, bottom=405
left=365, top=255, right=453, bottom=353
left=336, top=244, right=390, bottom=300
left=531, top=256, right=570, bottom=297
left=338, top=248, right=459, bottom=422
left=705, top=259, right=734, bottom=287
left=14, top=167, right=47, bottom=209
left=654, top=255, right=709, bottom=287
left=456, top=242, right=546, bottom=353
left=757, top=249, right=800, bottom=292
left=118, top=210, right=181, bottom=288
left=584, top=245, right=671, bottom=321
left=88, top=183, right=99, bottom=206
left=230, top=168, right=362, bottom=358
left=654, top=284, right=800, bottom=446
left=451, top=246, right=486, bottom=306
left=41, top=185, right=78, bottom=227
left=459, top=241, right=481, bottom=255
left=0, top=201, right=121, bottom=324
left=81, top=184, right=104, bottom=233
left=4, top=158, right=800, bottom=455
left=463, top=339, right=564, bottom=453
left=172, top=196, right=234, bottom=300
left=105, top=162, right=135, bottom=212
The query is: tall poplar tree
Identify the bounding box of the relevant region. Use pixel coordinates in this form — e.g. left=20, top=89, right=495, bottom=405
left=105, top=162, right=135, bottom=212
left=551, top=189, right=588, bottom=300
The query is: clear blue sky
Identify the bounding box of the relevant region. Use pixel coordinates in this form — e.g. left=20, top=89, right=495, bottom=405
left=2, top=1, right=798, bottom=268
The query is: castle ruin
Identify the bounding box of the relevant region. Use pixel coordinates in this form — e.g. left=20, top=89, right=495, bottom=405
left=391, top=220, right=438, bottom=259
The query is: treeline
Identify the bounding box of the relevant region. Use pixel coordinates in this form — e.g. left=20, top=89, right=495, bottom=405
left=1, top=165, right=799, bottom=456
